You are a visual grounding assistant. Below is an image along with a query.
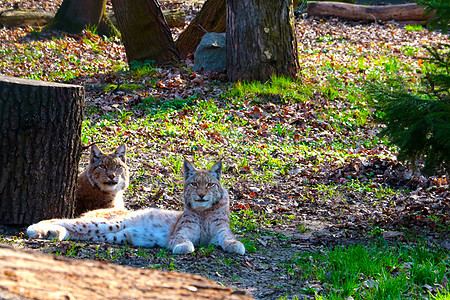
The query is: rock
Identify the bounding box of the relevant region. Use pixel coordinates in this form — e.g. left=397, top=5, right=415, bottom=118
left=193, top=32, right=226, bottom=72
left=382, top=231, right=404, bottom=239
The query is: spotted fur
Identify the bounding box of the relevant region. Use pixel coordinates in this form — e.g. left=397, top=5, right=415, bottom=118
left=75, top=144, right=129, bottom=217
left=27, top=160, right=245, bottom=255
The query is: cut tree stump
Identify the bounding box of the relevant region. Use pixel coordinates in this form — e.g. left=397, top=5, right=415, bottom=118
left=0, top=76, right=84, bottom=225
left=306, top=2, right=431, bottom=22
left=0, top=245, right=252, bottom=299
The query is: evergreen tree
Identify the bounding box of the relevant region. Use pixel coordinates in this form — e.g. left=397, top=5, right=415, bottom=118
left=417, top=0, right=450, bottom=34
left=368, top=1, right=450, bottom=174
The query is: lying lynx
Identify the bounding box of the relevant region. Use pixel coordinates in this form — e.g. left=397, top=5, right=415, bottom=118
left=74, top=144, right=129, bottom=217
left=27, top=160, right=245, bottom=255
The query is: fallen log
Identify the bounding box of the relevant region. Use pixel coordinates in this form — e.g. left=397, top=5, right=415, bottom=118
left=306, top=2, right=432, bottom=22
left=0, top=245, right=252, bottom=299
left=0, top=8, right=185, bottom=28
left=0, top=9, right=54, bottom=27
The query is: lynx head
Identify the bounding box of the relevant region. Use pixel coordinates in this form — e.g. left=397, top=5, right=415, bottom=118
left=87, top=144, right=129, bottom=192
left=183, top=160, right=225, bottom=211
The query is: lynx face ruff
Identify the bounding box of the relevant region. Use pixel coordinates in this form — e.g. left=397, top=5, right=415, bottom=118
left=27, top=160, right=245, bottom=255
left=75, top=144, right=129, bottom=217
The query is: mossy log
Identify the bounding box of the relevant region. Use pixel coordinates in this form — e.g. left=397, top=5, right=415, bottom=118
left=163, top=9, right=186, bottom=28
left=306, top=2, right=431, bottom=22
left=0, top=8, right=184, bottom=29
left=0, top=9, right=54, bottom=27
left=107, top=8, right=185, bottom=29
left=0, top=245, right=252, bottom=299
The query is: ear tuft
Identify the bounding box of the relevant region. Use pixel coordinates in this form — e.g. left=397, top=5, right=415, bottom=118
left=184, top=159, right=196, bottom=180
left=114, top=144, right=127, bottom=163
left=209, top=161, right=222, bottom=180
left=90, top=144, right=103, bottom=163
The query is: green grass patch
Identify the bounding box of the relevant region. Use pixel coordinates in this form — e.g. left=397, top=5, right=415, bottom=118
left=224, top=75, right=314, bottom=104
left=282, top=241, right=449, bottom=299
left=405, top=24, right=423, bottom=31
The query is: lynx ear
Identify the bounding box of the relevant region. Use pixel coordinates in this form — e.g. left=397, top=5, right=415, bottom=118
left=90, top=144, right=103, bottom=163
left=209, top=161, right=222, bottom=181
left=184, top=159, right=196, bottom=180
left=114, top=144, right=127, bottom=163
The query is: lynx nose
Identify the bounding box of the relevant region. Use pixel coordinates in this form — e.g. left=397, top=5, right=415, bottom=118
left=107, top=174, right=115, bottom=180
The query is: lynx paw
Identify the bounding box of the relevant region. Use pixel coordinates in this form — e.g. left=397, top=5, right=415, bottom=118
left=223, top=240, right=245, bottom=255
left=27, top=223, right=69, bottom=241
left=172, top=241, right=195, bottom=254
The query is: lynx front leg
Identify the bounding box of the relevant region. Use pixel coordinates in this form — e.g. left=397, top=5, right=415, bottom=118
left=212, top=224, right=245, bottom=255
left=168, top=231, right=196, bottom=254
left=171, top=239, right=195, bottom=254
left=168, top=220, right=200, bottom=254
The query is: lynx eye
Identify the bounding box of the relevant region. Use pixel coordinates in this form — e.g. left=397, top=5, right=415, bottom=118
left=207, top=183, right=216, bottom=188
left=98, top=165, right=106, bottom=170
left=190, top=182, right=198, bottom=187
left=116, top=165, right=122, bottom=170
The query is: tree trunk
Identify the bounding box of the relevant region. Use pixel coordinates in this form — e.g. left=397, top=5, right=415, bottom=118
left=306, top=2, right=430, bottom=22
left=48, top=0, right=116, bottom=36
left=176, top=0, right=226, bottom=58
left=111, top=0, right=180, bottom=65
left=0, top=245, right=252, bottom=299
left=0, top=76, right=84, bottom=225
left=226, top=0, right=300, bottom=82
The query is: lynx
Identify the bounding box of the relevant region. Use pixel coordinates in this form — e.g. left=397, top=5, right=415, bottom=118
left=74, top=144, right=129, bottom=217
left=27, top=160, right=245, bottom=255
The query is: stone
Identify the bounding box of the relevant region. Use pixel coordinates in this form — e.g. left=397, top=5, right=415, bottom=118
left=193, top=32, right=226, bottom=72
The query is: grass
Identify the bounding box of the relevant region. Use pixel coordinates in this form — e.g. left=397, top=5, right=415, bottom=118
left=0, top=28, right=125, bottom=81
left=281, top=241, right=449, bottom=300
left=79, top=74, right=382, bottom=193
left=75, top=58, right=448, bottom=298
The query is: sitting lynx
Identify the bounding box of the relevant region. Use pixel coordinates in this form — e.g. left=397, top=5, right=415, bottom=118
left=74, top=144, right=129, bottom=217
left=27, top=160, right=245, bottom=255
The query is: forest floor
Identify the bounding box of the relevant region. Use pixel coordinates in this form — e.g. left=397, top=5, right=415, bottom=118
left=0, top=1, right=449, bottom=299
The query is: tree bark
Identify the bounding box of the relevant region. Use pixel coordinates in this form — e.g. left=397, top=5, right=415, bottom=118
left=0, top=76, right=84, bottom=225
left=48, top=0, right=117, bottom=36
left=0, top=245, right=252, bottom=299
left=176, top=0, right=226, bottom=58
left=306, top=2, right=430, bottom=22
left=227, top=0, right=300, bottom=82
left=111, top=0, right=180, bottom=65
